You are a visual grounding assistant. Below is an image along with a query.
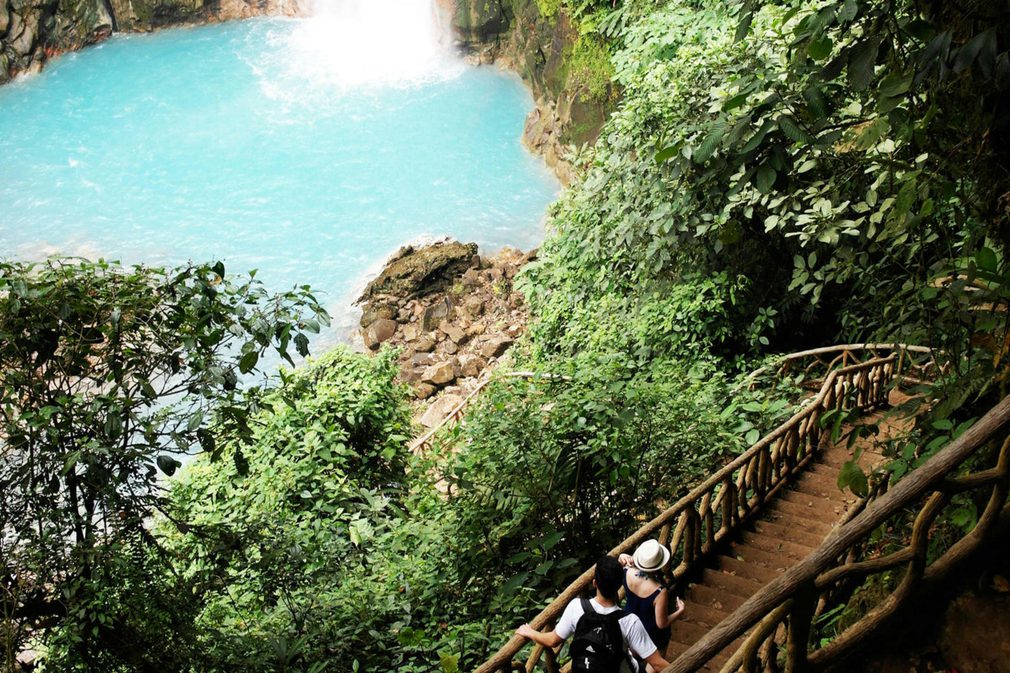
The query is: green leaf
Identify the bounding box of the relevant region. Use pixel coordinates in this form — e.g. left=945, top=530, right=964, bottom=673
left=734, top=6, right=754, bottom=43
left=693, top=132, right=722, bottom=164
left=837, top=460, right=868, bottom=497
left=807, top=35, right=833, bottom=61
left=439, top=652, right=461, bottom=673
left=294, top=333, right=310, bottom=357
left=848, top=37, right=882, bottom=91
left=976, top=247, right=998, bottom=274
left=655, top=143, right=682, bottom=164
left=838, top=0, right=858, bottom=23
left=722, top=93, right=750, bottom=112
left=500, top=571, right=529, bottom=597
left=157, top=455, right=182, bottom=477
left=239, top=350, right=259, bottom=374
left=802, top=85, right=829, bottom=118
left=755, top=165, right=777, bottom=193
left=187, top=410, right=204, bottom=432
left=779, top=116, right=813, bottom=144
left=953, top=28, right=996, bottom=74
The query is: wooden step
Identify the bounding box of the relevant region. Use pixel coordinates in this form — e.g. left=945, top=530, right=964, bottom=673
left=739, top=530, right=815, bottom=560
left=788, top=479, right=841, bottom=500
left=714, top=553, right=787, bottom=582
left=668, top=617, right=712, bottom=645
left=727, top=545, right=795, bottom=569
left=766, top=497, right=841, bottom=525
left=665, top=638, right=690, bottom=662
left=779, top=487, right=833, bottom=507
left=750, top=518, right=826, bottom=548
left=685, top=583, right=747, bottom=612
left=699, top=568, right=764, bottom=599
left=679, top=601, right=731, bottom=629
left=791, top=470, right=845, bottom=494
left=761, top=508, right=834, bottom=536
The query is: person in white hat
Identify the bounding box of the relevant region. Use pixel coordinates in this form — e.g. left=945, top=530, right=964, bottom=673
left=618, top=540, right=685, bottom=670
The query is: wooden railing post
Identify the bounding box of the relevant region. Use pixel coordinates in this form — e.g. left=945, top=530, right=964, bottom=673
left=784, top=583, right=818, bottom=673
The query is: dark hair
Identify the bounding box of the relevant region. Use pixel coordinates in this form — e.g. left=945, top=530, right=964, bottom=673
left=594, top=556, right=623, bottom=601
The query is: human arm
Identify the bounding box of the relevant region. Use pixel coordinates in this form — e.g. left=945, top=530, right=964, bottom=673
left=644, top=650, right=671, bottom=672
left=515, top=624, right=563, bottom=649
left=655, top=591, right=685, bottom=628
left=618, top=553, right=635, bottom=568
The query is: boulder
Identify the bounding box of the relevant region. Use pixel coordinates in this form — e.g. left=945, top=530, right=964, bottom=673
left=459, top=354, right=487, bottom=378
left=410, top=352, right=434, bottom=367
left=480, top=336, right=513, bottom=359
left=414, top=383, right=437, bottom=400
left=464, top=295, right=485, bottom=317
left=358, top=240, right=478, bottom=302
left=414, top=334, right=436, bottom=353
left=421, top=297, right=454, bottom=331
left=442, top=340, right=459, bottom=355
left=422, top=361, right=456, bottom=386
left=360, top=303, right=395, bottom=328
left=402, top=323, right=420, bottom=342
left=362, top=319, right=397, bottom=350
left=440, top=321, right=468, bottom=345
left=419, top=393, right=464, bottom=428
left=462, top=268, right=481, bottom=287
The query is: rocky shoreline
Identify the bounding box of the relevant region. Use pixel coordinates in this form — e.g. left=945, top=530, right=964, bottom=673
left=0, top=0, right=308, bottom=83
left=356, top=239, right=533, bottom=429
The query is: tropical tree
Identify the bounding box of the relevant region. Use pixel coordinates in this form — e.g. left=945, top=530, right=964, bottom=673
left=0, top=257, right=327, bottom=670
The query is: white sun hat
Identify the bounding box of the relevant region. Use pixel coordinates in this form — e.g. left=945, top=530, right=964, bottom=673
left=633, top=539, right=671, bottom=573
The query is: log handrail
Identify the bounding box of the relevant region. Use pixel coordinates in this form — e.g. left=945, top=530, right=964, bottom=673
left=473, top=344, right=930, bottom=673
left=670, top=401, right=1010, bottom=673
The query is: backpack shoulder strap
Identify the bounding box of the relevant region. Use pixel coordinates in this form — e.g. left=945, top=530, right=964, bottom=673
left=579, top=598, right=593, bottom=615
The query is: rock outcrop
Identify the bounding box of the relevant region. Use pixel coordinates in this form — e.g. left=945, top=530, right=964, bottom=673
left=447, top=0, right=614, bottom=183
left=358, top=240, right=533, bottom=427
left=0, top=0, right=306, bottom=83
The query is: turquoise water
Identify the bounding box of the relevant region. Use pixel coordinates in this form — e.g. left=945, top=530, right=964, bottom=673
left=0, top=17, right=558, bottom=341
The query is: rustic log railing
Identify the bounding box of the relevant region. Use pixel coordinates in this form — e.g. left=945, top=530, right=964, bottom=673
left=473, top=344, right=931, bottom=673
left=666, top=405, right=1010, bottom=673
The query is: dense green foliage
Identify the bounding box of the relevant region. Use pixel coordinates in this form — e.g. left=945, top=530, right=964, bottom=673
left=0, top=259, right=326, bottom=672
left=5, top=0, right=1009, bottom=671
left=166, top=348, right=422, bottom=672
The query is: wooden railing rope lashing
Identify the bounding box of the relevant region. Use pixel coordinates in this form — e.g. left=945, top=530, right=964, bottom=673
left=473, top=345, right=921, bottom=673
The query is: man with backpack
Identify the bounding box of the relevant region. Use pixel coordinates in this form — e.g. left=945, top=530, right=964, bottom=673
left=515, top=556, right=673, bottom=673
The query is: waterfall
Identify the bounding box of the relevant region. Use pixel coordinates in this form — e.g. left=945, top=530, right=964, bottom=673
left=275, top=0, right=463, bottom=91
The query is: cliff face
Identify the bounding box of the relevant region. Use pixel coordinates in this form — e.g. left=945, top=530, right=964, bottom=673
left=449, top=0, right=615, bottom=183
left=0, top=0, right=304, bottom=83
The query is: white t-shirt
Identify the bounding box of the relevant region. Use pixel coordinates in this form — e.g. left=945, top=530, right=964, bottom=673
left=554, top=598, right=658, bottom=660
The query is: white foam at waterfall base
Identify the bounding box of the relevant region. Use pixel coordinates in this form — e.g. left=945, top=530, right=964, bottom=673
left=262, top=0, right=464, bottom=97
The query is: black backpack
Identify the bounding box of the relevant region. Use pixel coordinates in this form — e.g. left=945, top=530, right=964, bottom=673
left=569, top=599, right=626, bottom=673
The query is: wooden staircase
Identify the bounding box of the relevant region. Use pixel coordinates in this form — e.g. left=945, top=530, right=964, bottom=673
left=664, top=403, right=903, bottom=671
left=472, top=345, right=956, bottom=673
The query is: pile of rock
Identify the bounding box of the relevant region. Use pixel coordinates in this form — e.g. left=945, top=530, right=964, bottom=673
left=357, top=239, right=534, bottom=427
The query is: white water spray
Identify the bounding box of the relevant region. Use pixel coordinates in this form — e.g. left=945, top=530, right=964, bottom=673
left=273, top=0, right=462, bottom=92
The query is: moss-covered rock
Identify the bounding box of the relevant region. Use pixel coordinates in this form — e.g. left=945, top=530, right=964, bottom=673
left=448, top=0, right=615, bottom=177
left=358, top=240, right=479, bottom=303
